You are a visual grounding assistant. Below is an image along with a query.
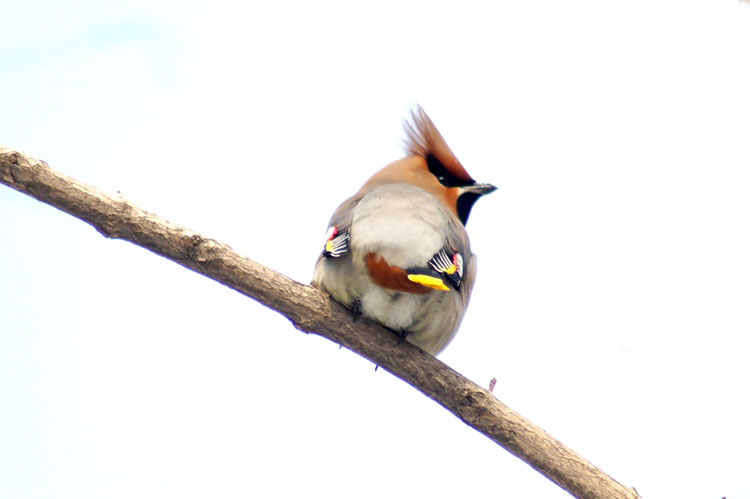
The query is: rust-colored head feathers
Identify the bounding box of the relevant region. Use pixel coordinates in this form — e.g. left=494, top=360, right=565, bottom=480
left=358, top=106, right=495, bottom=226
left=403, top=106, right=474, bottom=184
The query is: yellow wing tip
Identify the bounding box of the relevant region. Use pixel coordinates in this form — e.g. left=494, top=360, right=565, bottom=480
left=407, top=274, right=450, bottom=291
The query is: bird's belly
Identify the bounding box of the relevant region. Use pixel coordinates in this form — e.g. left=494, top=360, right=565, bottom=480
left=358, top=282, right=463, bottom=355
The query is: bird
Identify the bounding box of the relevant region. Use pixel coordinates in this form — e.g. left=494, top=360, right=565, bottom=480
left=312, top=107, right=496, bottom=356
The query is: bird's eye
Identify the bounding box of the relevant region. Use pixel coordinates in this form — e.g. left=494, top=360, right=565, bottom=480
left=437, top=175, right=446, bottom=184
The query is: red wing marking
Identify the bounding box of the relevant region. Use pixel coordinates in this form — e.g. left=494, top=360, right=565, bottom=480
left=365, top=253, right=431, bottom=294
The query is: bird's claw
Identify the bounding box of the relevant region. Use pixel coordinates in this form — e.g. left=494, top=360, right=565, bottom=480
left=350, top=301, right=362, bottom=322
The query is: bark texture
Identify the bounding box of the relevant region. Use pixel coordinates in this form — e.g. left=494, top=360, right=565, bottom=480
left=0, top=146, right=640, bottom=499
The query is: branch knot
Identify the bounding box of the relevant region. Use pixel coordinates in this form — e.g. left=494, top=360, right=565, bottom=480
left=186, top=234, right=220, bottom=263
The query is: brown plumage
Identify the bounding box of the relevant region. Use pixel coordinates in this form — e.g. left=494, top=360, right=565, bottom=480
left=403, top=107, right=474, bottom=183
left=365, top=253, right=432, bottom=294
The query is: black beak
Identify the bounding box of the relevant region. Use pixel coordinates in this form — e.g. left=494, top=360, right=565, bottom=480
left=456, top=182, right=497, bottom=226
left=463, top=183, right=497, bottom=196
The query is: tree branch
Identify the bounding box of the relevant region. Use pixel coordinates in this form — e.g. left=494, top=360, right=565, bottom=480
left=0, top=146, right=639, bottom=499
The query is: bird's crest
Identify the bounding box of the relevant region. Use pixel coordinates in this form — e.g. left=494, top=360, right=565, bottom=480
left=403, top=106, right=474, bottom=184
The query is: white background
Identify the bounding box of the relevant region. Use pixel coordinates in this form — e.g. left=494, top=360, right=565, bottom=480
left=2, top=1, right=749, bottom=497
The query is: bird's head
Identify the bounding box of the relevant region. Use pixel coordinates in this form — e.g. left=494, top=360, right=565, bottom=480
left=362, top=107, right=496, bottom=225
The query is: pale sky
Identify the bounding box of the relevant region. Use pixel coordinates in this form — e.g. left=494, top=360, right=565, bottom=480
left=2, top=1, right=750, bottom=498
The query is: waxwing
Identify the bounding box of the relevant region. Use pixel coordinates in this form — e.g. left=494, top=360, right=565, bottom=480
left=312, top=107, right=496, bottom=355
